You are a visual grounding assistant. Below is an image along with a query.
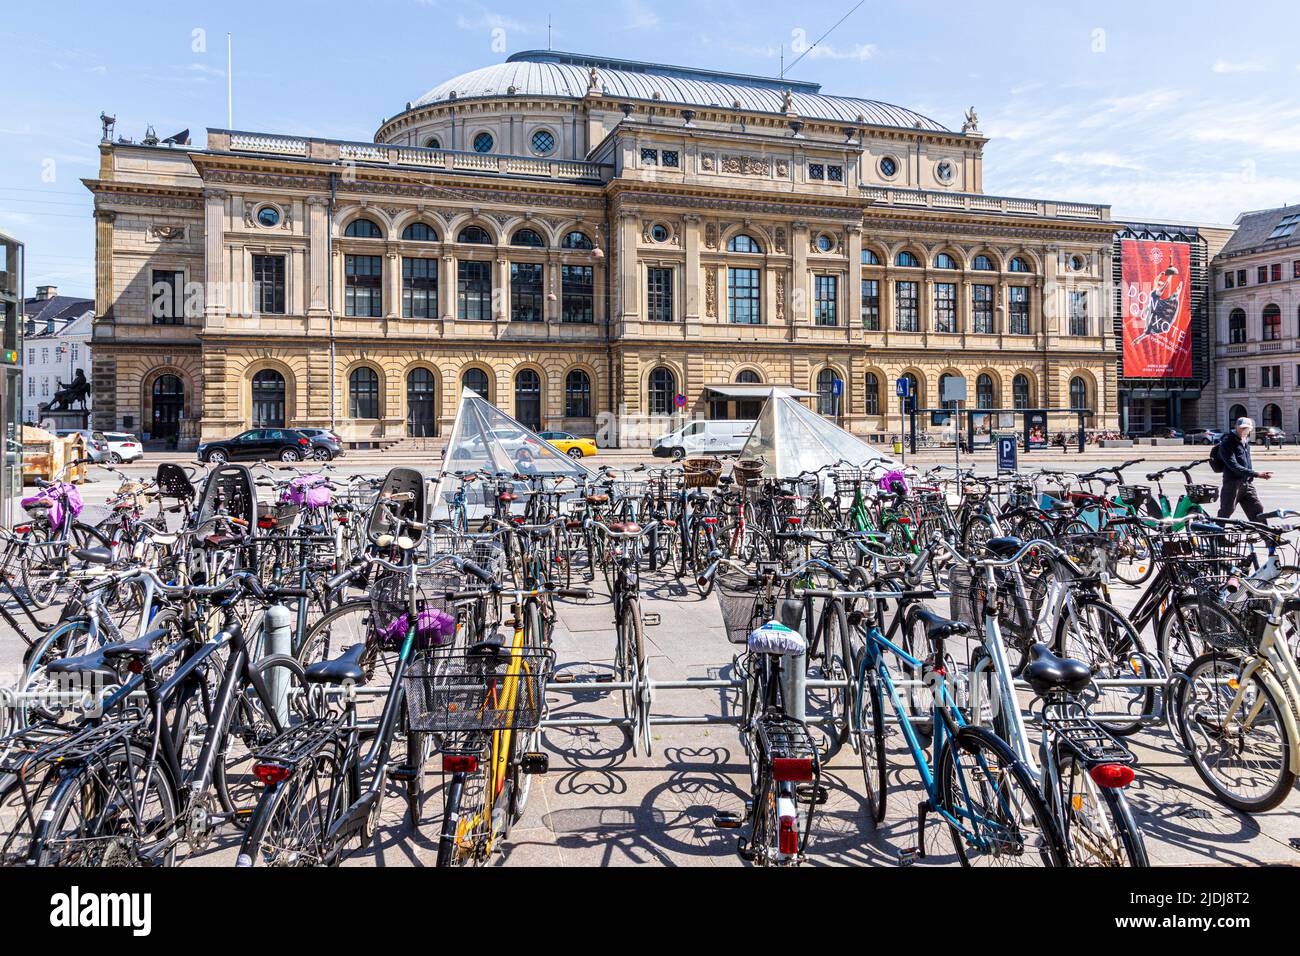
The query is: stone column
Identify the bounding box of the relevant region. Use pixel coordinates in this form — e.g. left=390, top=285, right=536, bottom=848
left=306, top=196, right=329, bottom=323
left=790, top=222, right=809, bottom=327
left=846, top=225, right=863, bottom=331
left=440, top=252, right=455, bottom=321
left=385, top=242, right=401, bottom=319
left=683, top=214, right=701, bottom=334
left=619, top=211, right=639, bottom=326
left=202, top=189, right=227, bottom=330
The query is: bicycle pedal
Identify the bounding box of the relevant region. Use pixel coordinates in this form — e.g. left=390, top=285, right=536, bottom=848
left=520, top=752, right=549, bottom=775
left=897, top=847, right=920, bottom=867
left=736, top=837, right=755, bottom=862
left=594, top=673, right=614, bottom=683
left=554, top=672, right=576, bottom=684
left=797, top=784, right=829, bottom=805
left=641, top=612, right=661, bottom=627
left=713, top=810, right=744, bottom=829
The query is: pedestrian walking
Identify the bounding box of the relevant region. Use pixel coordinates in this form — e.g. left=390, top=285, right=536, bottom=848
left=1214, top=417, right=1272, bottom=521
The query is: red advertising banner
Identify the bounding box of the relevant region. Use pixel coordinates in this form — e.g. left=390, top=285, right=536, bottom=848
left=1120, top=239, right=1192, bottom=378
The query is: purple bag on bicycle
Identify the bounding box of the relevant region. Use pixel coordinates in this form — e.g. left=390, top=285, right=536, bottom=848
left=21, top=482, right=83, bottom=528
left=378, top=607, right=456, bottom=649
left=283, top=475, right=332, bottom=509
left=878, top=469, right=909, bottom=496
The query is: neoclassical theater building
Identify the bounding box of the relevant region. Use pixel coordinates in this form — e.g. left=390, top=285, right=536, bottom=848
left=85, top=50, right=1120, bottom=447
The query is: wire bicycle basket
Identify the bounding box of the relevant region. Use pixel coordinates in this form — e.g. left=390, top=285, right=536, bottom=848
left=404, top=648, right=556, bottom=733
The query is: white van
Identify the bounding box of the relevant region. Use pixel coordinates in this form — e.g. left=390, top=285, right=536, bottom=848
left=653, top=419, right=755, bottom=459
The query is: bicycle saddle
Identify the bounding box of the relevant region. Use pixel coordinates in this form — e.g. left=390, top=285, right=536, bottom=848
left=304, top=643, right=368, bottom=685
left=982, top=536, right=1024, bottom=558
left=747, top=622, right=807, bottom=656
left=73, top=547, right=113, bottom=565
left=46, top=649, right=119, bottom=683
left=101, top=633, right=158, bottom=661
left=1022, top=644, right=1092, bottom=696
left=911, top=608, right=971, bottom=643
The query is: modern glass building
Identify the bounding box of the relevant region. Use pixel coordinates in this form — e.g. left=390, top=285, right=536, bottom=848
left=0, top=230, right=23, bottom=523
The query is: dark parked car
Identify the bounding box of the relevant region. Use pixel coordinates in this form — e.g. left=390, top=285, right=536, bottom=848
left=295, top=428, right=346, bottom=461
left=1256, top=426, right=1288, bottom=446
left=1183, top=428, right=1222, bottom=445
left=197, top=428, right=316, bottom=464
left=1150, top=427, right=1183, bottom=440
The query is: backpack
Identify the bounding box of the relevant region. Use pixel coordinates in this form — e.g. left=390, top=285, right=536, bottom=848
left=1208, top=437, right=1226, bottom=474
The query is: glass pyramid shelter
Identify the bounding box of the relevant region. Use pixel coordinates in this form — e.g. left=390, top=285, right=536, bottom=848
left=432, top=389, right=596, bottom=518
left=739, top=390, right=892, bottom=480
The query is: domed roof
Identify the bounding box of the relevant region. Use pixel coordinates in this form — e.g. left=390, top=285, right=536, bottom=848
left=407, top=51, right=950, bottom=133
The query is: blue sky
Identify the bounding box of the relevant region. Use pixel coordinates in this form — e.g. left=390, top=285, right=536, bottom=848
left=3, top=0, right=1298, bottom=298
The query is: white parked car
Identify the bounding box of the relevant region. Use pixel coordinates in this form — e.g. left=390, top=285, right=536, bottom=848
left=653, top=419, right=756, bottom=459
left=98, top=431, right=144, bottom=463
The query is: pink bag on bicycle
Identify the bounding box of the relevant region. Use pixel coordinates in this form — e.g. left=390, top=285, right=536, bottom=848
left=21, top=482, right=83, bottom=528
left=878, top=469, right=909, bottom=496
left=283, top=475, right=332, bottom=509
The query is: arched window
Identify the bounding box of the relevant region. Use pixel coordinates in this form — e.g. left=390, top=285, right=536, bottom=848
left=1012, top=374, right=1031, bottom=410
left=934, top=252, right=958, bottom=270
left=895, top=250, right=920, bottom=268
left=1229, top=309, right=1247, bottom=344
left=561, top=231, right=593, bottom=250
left=816, top=368, right=841, bottom=417
left=1008, top=256, right=1030, bottom=273
left=406, top=368, right=437, bottom=436
left=1263, top=304, right=1282, bottom=341
left=976, top=373, right=994, bottom=409
left=900, top=372, right=920, bottom=412
left=457, top=225, right=492, bottom=245
left=972, top=254, right=995, bottom=271
left=511, top=228, right=545, bottom=248
left=252, top=369, right=286, bottom=428
left=425, top=137, right=441, bottom=149
left=735, top=369, right=763, bottom=418
left=461, top=367, right=489, bottom=399
left=647, top=367, right=676, bottom=416
left=401, top=222, right=438, bottom=242
left=348, top=367, right=379, bottom=419
left=727, top=234, right=763, bottom=254
left=565, top=369, right=591, bottom=418
left=514, top=368, right=542, bottom=432
left=864, top=372, right=880, bottom=415
left=344, top=219, right=382, bottom=239
left=151, top=374, right=184, bottom=442
left=1069, top=376, right=1088, bottom=412
left=939, top=372, right=960, bottom=411
left=1263, top=403, right=1282, bottom=428
left=1228, top=404, right=1247, bottom=429
left=861, top=248, right=881, bottom=265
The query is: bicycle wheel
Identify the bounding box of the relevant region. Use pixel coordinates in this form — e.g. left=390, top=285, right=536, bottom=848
left=435, top=758, right=491, bottom=867
left=236, top=742, right=346, bottom=866
left=961, top=513, right=997, bottom=556
left=1056, top=754, right=1149, bottom=866
left=614, top=601, right=644, bottom=750
left=854, top=654, right=887, bottom=824
left=807, top=600, right=850, bottom=760
left=1100, top=518, right=1153, bottom=586
left=36, top=746, right=178, bottom=867
left=937, top=726, right=1065, bottom=867
left=1177, top=652, right=1296, bottom=813
left=1157, top=595, right=1245, bottom=676
left=1056, top=596, right=1153, bottom=736
left=16, top=617, right=96, bottom=727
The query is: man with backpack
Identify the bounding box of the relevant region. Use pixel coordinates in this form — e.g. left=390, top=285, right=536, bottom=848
left=1211, top=417, right=1272, bottom=521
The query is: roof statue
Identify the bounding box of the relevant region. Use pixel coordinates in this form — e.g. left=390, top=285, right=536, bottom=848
left=962, top=106, right=980, bottom=134
left=739, top=390, right=892, bottom=484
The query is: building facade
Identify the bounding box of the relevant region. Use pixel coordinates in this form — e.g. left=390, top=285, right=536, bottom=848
left=85, top=50, right=1121, bottom=448
left=0, top=230, right=23, bottom=521
left=22, top=285, right=93, bottom=425
left=1212, top=204, right=1300, bottom=434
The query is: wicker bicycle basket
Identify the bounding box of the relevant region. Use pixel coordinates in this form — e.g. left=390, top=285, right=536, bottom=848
left=404, top=648, right=556, bottom=733
left=683, top=457, right=723, bottom=488
left=732, top=459, right=765, bottom=488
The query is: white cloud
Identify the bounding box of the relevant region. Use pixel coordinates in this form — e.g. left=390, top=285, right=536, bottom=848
left=803, top=42, right=876, bottom=62
left=1050, top=151, right=1145, bottom=172
left=455, top=12, right=529, bottom=33
left=1212, top=59, right=1266, bottom=74
left=619, top=0, right=660, bottom=30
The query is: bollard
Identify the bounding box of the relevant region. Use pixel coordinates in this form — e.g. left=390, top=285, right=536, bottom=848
left=263, top=604, right=293, bottom=727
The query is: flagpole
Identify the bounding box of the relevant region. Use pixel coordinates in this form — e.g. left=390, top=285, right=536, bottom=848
left=226, top=33, right=233, bottom=128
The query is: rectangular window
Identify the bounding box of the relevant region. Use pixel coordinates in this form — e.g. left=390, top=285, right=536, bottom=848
left=26, top=348, right=33, bottom=364
left=640, top=148, right=658, bottom=165
left=861, top=279, right=880, bottom=330
left=402, top=257, right=438, bottom=318
left=813, top=275, right=838, bottom=326
left=71, top=344, right=78, bottom=362
left=1265, top=311, right=1282, bottom=340
left=456, top=260, right=492, bottom=320
left=344, top=255, right=383, bottom=317
left=1258, top=265, right=1269, bottom=284
left=1271, top=263, right=1282, bottom=282
left=647, top=267, right=674, bottom=322
left=972, top=283, right=987, bottom=332
left=509, top=262, right=544, bottom=322
left=1263, top=365, right=1281, bottom=388
left=827, top=165, right=843, bottom=182
left=1224, top=272, right=1234, bottom=289
left=894, top=280, right=919, bottom=331
left=1227, top=368, right=1246, bottom=389
left=561, top=264, right=594, bottom=323
left=151, top=269, right=185, bottom=325
left=808, top=163, right=825, bottom=180
left=252, top=254, right=286, bottom=315
left=728, top=267, right=761, bottom=324
left=1237, top=269, right=1247, bottom=286
left=1069, top=290, right=1088, bottom=336
left=27, top=378, right=33, bottom=397
left=1009, top=286, right=1030, bottom=335
left=660, top=150, right=679, bottom=168
left=1293, top=260, right=1300, bottom=279
left=933, top=282, right=956, bottom=333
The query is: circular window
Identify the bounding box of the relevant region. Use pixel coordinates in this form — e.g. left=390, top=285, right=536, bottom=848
left=651, top=224, right=670, bottom=243
left=256, top=205, right=281, bottom=228
left=531, top=129, right=556, bottom=155
left=1070, top=254, right=1086, bottom=271
left=878, top=156, right=899, bottom=178
left=472, top=132, right=494, bottom=153
left=935, top=160, right=954, bottom=183
left=816, top=234, right=834, bottom=253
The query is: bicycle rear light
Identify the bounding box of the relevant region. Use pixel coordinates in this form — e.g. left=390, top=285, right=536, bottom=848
left=1088, top=763, right=1135, bottom=789
left=253, top=763, right=292, bottom=785
left=778, top=815, right=799, bottom=855
left=444, top=754, right=479, bottom=774
left=772, top=757, right=814, bottom=782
